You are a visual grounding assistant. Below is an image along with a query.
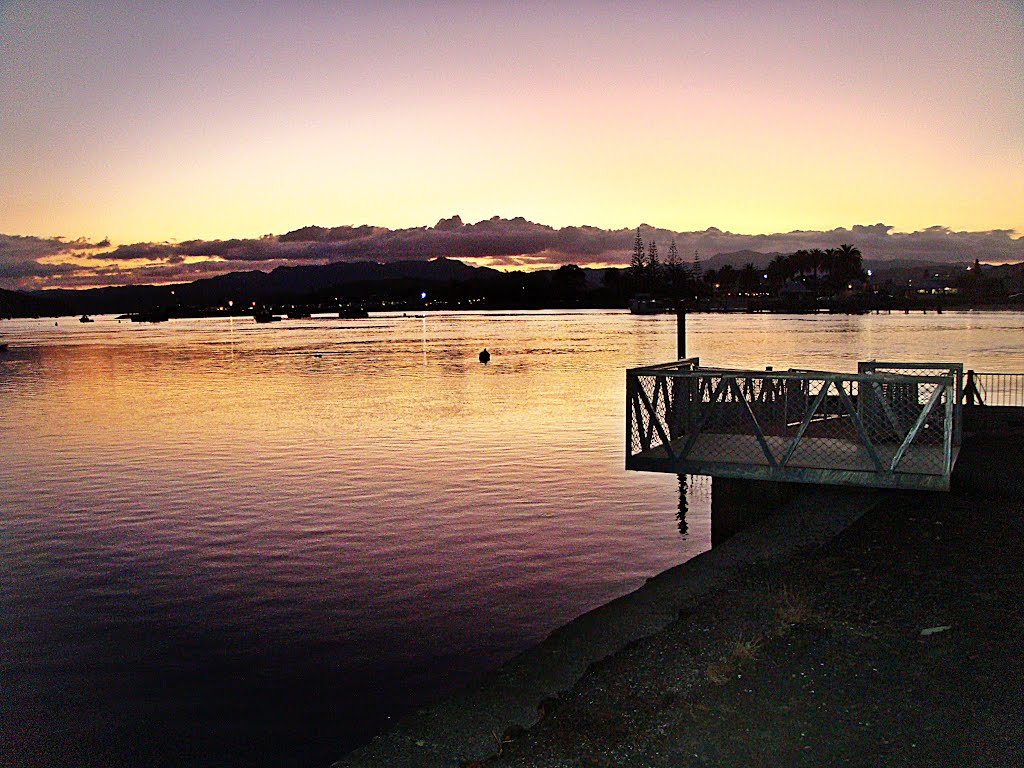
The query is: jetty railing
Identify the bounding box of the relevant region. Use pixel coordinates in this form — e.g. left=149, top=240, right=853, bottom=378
left=626, top=361, right=961, bottom=491
left=858, top=361, right=963, bottom=444
left=964, top=372, right=1024, bottom=407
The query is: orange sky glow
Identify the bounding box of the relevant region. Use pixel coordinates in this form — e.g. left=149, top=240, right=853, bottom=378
left=1, top=1, right=1021, bottom=288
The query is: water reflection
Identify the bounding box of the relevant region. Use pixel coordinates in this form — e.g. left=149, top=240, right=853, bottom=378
left=677, top=475, right=689, bottom=538
left=0, top=311, right=701, bottom=767
left=676, top=474, right=712, bottom=541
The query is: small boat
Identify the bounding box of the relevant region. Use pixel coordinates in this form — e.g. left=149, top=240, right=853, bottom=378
left=337, top=307, right=369, bottom=319
left=253, top=310, right=282, bottom=323
left=129, top=308, right=170, bottom=323
left=628, top=295, right=671, bottom=315
left=79, top=315, right=94, bottom=323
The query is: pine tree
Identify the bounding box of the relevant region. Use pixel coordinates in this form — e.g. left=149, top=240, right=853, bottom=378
left=629, top=228, right=646, bottom=290
left=666, top=239, right=680, bottom=268
left=691, top=250, right=704, bottom=301
left=665, top=239, right=682, bottom=295
left=647, top=240, right=660, bottom=290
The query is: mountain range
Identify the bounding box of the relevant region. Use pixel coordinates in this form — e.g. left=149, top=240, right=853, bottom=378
left=4, top=258, right=500, bottom=317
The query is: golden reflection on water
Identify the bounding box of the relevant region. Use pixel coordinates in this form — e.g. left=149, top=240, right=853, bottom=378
left=1, top=309, right=1022, bottom=766
left=1, top=312, right=708, bottom=761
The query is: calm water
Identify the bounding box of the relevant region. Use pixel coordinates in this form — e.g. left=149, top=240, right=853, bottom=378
left=1, top=310, right=1022, bottom=767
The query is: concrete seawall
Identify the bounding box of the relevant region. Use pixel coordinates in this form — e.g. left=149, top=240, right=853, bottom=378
left=336, top=416, right=1022, bottom=768
left=336, top=484, right=881, bottom=768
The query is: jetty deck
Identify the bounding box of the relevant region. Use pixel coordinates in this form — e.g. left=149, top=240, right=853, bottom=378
left=626, top=360, right=986, bottom=491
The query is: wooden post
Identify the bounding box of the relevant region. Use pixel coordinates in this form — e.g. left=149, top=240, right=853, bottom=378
left=674, top=302, right=688, bottom=494
left=676, top=301, right=686, bottom=359
left=965, top=370, right=978, bottom=406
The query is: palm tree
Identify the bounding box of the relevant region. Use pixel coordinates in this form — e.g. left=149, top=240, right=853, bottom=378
left=791, top=249, right=811, bottom=279
left=810, top=248, right=827, bottom=281
left=767, top=253, right=792, bottom=286
left=738, top=263, right=758, bottom=293
left=835, top=243, right=864, bottom=283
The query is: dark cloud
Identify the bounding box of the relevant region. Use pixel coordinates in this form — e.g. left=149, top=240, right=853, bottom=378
left=102, top=242, right=178, bottom=260
left=1, top=218, right=1022, bottom=290
left=0, top=234, right=109, bottom=287
left=0, top=234, right=108, bottom=262
left=433, top=215, right=464, bottom=232
left=278, top=224, right=385, bottom=243
left=637, top=224, right=1024, bottom=267
left=0, top=259, right=80, bottom=282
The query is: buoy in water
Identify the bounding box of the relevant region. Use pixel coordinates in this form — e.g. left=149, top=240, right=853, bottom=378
left=479, top=348, right=490, bottom=364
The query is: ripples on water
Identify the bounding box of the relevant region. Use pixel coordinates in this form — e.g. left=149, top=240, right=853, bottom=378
left=1, top=310, right=1021, bottom=766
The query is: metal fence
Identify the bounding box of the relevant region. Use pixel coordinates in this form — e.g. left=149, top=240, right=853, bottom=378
left=626, top=361, right=960, bottom=491
left=964, top=372, right=1024, bottom=407
left=858, top=361, right=963, bottom=444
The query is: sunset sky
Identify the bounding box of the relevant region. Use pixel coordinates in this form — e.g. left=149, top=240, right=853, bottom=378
left=1, top=1, right=1022, bottom=288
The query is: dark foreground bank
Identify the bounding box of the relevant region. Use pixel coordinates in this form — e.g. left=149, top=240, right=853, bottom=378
left=339, top=428, right=1024, bottom=767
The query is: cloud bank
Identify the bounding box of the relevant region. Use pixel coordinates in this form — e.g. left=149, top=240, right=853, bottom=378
left=2, top=218, right=1022, bottom=290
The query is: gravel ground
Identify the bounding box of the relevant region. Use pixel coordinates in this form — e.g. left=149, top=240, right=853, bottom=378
left=485, top=430, right=1024, bottom=767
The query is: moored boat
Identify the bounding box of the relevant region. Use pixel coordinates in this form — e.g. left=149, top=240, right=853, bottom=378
left=338, top=307, right=369, bottom=319
left=129, top=308, right=170, bottom=323
left=628, top=294, right=672, bottom=314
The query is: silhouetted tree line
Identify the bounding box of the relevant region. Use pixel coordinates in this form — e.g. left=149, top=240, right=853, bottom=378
left=763, top=244, right=864, bottom=291
left=628, top=229, right=705, bottom=304
left=627, top=229, right=868, bottom=304
left=5, top=247, right=1021, bottom=319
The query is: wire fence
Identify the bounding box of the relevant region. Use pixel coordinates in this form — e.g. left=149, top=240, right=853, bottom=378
left=858, top=362, right=963, bottom=443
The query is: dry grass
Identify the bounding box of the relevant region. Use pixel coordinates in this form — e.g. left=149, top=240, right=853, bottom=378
left=775, top=587, right=814, bottom=631
left=702, top=588, right=818, bottom=686
left=704, top=588, right=817, bottom=686
left=706, top=657, right=737, bottom=684
left=707, top=635, right=764, bottom=684
left=731, top=637, right=762, bottom=662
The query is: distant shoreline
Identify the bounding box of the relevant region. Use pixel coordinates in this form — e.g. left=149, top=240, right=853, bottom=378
left=3, top=303, right=1024, bottom=323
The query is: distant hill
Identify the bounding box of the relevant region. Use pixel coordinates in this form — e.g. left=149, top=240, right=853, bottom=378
left=700, top=251, right=1021, bottom=275
left=702, top=250, right=781, bottom=271
left=9, top=253, right=1022, bottom=318
left=29, top=257, right=502, bottom=315
left=0, top=287, right=70, bottom=318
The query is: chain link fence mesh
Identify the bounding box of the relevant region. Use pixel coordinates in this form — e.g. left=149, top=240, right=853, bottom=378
left=628, top=365, right=957, bottom=485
